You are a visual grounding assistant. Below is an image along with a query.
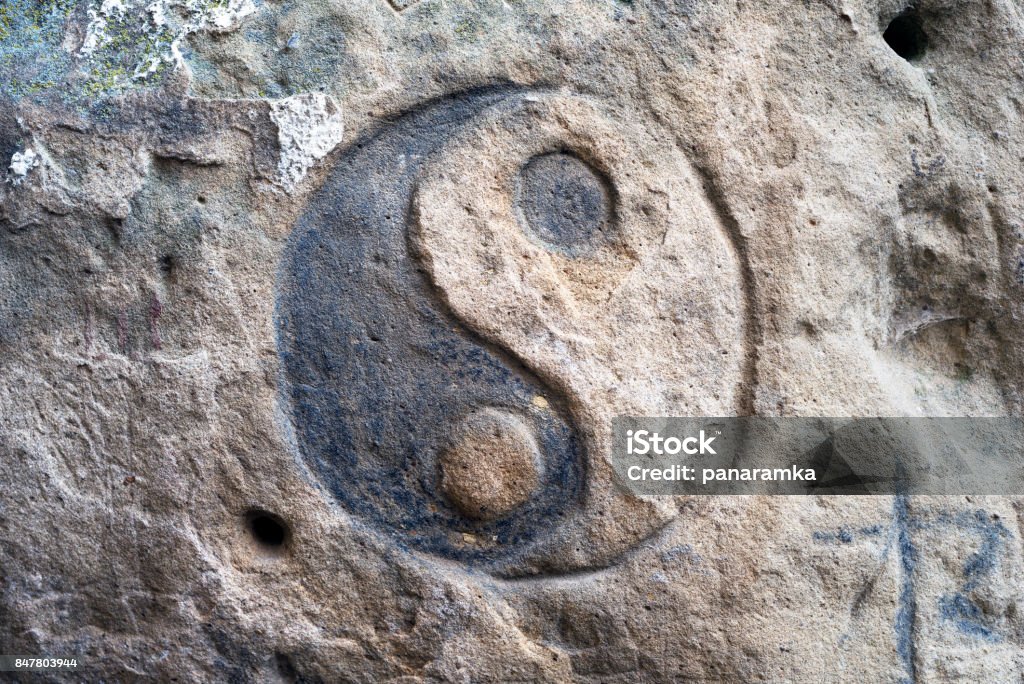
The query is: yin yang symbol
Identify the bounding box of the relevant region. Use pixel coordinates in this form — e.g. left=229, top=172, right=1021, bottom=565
left=276, top=87, right=747, bottom=577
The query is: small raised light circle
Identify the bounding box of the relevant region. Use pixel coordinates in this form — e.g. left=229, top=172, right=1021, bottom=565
left=439, top=409, right=542, bottom=521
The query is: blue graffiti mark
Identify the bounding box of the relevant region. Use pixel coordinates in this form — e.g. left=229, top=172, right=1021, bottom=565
left=932, top=509, right=1009, bottom=642
left=937, top=594, right=995, bottom=640
left=815, top=502, right=1013, bottom=680
left=811, top=524, right=883, bottom=545
left=660, top=544, right=703, bottom=565
left=276, top=87, right=586, bottom=569
left=813, top=499, right=917, bottom=682
left=893, top=495, right=917, bottom=684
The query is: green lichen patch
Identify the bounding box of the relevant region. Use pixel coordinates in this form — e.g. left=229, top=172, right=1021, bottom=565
left=0, top=0, right=258, bottom=105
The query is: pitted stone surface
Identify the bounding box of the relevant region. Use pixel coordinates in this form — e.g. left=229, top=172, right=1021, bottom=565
left=3, top=0, right=1024, bottom=681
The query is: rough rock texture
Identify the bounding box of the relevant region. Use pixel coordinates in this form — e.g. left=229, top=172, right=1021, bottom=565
left=2, top=0, right=1024, bottom=681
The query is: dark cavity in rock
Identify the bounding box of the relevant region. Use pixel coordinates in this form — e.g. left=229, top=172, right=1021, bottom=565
left=246, top=510, right=289, bottom=549
left=884, top=10, right=928, bottom=62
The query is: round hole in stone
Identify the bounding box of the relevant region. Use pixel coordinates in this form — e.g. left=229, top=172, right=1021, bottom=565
left=883, top=11, right=928, bottom=62
left=246, top=510, right=289, bottom=549
left=516, top=151, right=615, bottom=254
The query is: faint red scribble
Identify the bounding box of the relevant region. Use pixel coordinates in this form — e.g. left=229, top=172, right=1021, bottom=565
left=84, top=302, right=94, bottom=351
left=149, top=295, right=163, bottom=350
left=117, top=311, right=128, bottom=354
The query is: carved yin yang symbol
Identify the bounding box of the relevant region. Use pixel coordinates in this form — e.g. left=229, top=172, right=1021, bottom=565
left=276, top=88, right=747, bottom=577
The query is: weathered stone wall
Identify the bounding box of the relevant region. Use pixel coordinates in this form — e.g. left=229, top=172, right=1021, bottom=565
left=2, top=0, right=1024, bottom=680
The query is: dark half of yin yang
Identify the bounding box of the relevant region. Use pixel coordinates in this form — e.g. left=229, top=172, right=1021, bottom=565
left=276, top=87, right=587, bottom=567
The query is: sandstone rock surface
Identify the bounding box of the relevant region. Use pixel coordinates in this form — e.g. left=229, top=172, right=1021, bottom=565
left=3, top=0, right=1024, bottom=681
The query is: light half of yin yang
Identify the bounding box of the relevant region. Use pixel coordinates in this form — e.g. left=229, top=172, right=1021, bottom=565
left=277, top=88, right=747, bottom=579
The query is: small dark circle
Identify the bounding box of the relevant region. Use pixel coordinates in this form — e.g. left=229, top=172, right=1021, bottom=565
left=517, top=152, right=615, bottom=254
left=883, top=11, right=928, bottom=62
left=246, top=510, right=289, bottom=548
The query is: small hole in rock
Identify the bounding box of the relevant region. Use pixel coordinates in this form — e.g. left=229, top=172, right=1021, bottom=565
left=884, top=11, right=928, bottom=62
left=246, top=510, right=289, bottom=549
